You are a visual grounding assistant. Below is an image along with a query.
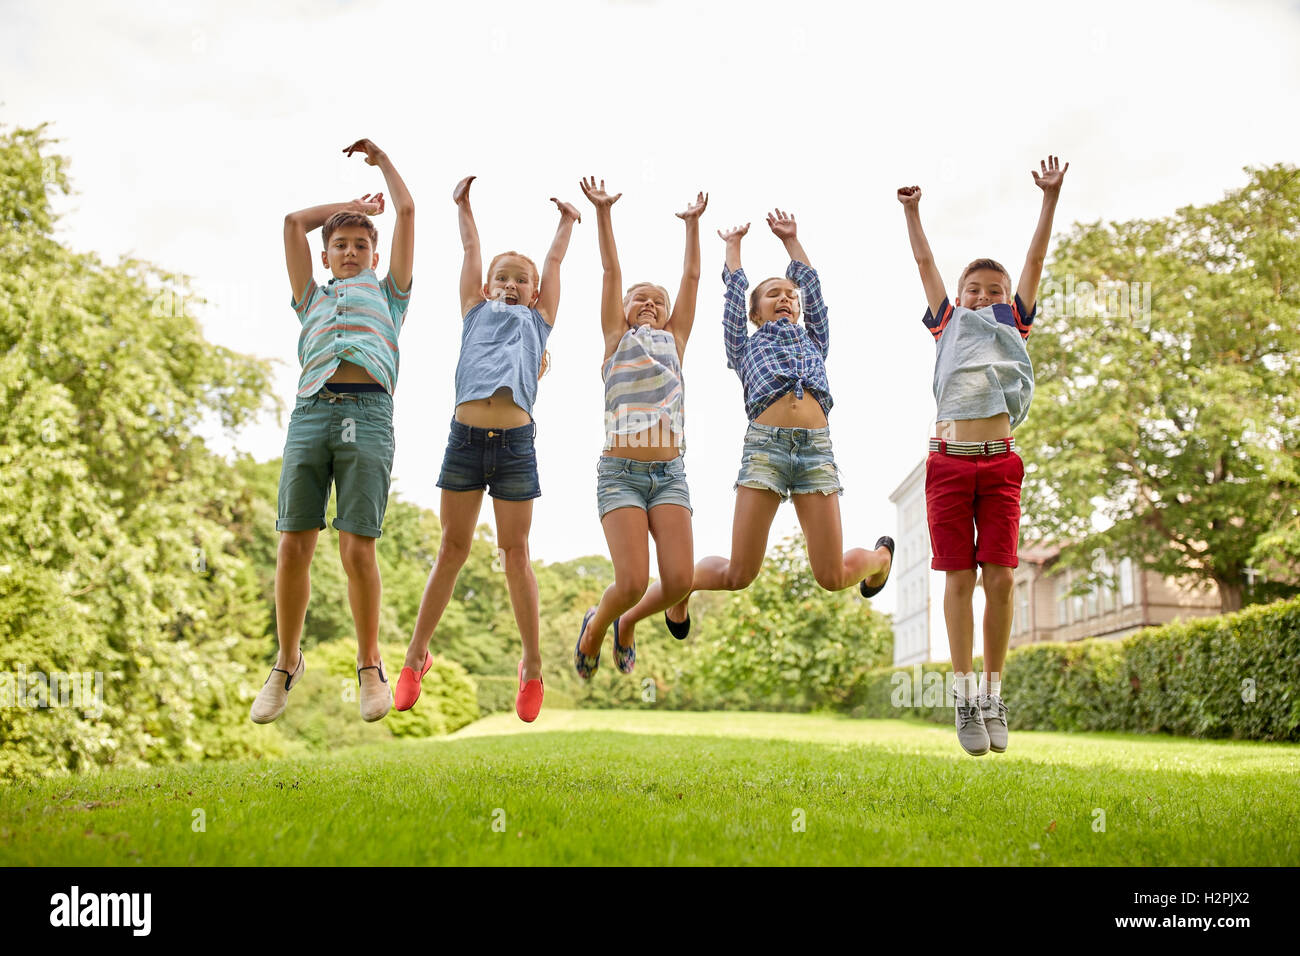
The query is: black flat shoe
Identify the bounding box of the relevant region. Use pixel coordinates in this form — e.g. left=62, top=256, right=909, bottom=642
left=859, top=535, right=895, bottom=599
left=664, top=610, right=691, bottom=640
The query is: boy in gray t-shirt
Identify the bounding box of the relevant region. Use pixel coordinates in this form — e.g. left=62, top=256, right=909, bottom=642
left=897, top=156, right=1068, bottom=757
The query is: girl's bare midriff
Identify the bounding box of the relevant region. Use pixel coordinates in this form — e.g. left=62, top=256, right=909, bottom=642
left=604, top=421, right=682, bottom=462
left=327, top=359, right=379, bottom=385
left=754, top=390, right=829, bottom=429
left=937, top=413, right=1013, bottom=442
left=455, top=386, right=532, bottom=429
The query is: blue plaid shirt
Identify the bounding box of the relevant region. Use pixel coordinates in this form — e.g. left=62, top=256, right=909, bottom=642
left=722, top=260, right=833, bottom=421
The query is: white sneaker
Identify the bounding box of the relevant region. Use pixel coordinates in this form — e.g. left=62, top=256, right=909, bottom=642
left=250, top=653, right=305, bottom=724
left=358, top=663, right=391, bottom=722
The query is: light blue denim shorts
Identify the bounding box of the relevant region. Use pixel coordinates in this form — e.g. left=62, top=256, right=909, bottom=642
left=596, top=455, right=693, bottom=519
left=734, top=421, right=843, bottom=501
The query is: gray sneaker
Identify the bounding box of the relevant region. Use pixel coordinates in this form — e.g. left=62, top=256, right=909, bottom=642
left=955, top=698, right=990, bottom=756
left=980, top=694, right=1008, bottom=753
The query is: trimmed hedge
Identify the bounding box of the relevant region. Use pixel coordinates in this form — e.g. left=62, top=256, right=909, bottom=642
left=848, top=597, right=1300, bottom=741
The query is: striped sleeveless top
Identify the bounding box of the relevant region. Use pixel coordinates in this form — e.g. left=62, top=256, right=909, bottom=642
left=602, top=325, right=685, bottom=450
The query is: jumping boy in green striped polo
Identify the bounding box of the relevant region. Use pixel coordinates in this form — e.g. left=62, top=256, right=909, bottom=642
left=251, top=138, right=414, bottom=725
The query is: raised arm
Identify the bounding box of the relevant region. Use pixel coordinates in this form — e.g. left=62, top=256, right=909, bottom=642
left=536, top=196, right=582, bottom=326
left=344, top=139, right=414, bottom=293
left=719, top=223, right=751, bottom=372
left=897, top=186, right=947, bottom=318
left=768, top=210, right=829, bottom=355
left=766, top=208, right=810, bottom=268
left=283, top=194, right=383, bottom=303
left=452, top=175, right=484, bottom=318
left=1016, top=155, right=1068, bottom=316
left=579, top=176, right=627, bottom=353
left=667, top=191, right=708, bottom=355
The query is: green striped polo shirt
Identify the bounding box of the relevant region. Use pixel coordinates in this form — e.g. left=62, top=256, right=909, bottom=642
left=292, top=268, right=412, bottom=395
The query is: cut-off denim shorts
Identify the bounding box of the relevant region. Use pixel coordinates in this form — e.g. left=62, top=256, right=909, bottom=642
left=596, top=455, right=693, bottom=519
left=277, top=386, right=395, bottom=538
left=734, top=421, right=843, bottom=501
left=437, top=418, right=541, bottom=501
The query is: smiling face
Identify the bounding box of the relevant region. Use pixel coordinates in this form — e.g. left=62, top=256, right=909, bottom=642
left=749, top=278, right=801, bottom=327
left=957, top=264, right=1012, bottom=310
left=321, top=225, right=379, bottom=279
left=623, top=283, right=671, bottom=329
left=484, top=253, right=539, bottom=307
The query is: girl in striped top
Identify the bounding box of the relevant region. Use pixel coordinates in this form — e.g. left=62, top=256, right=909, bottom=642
left=572, top=177, right=707, bottom=678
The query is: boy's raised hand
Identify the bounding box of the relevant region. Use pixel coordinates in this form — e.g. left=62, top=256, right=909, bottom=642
left=897, top=185, right=922, bottom=207
left=580, top=176, right=622, bottom=209
left=343, top=138, right=386, bottom=166
left=766, top=209, right=797, bottom=240
left=1031, top=155, right=1069, bottom=194
left=453, top=175, right=476, bottom=206
left=551, top=197, right=582, bottom=223
left=347, top=193, right=385, bottom=215
left=717, top=223, right=750, bottom=242
left=676, top=191, right=709, bottom=221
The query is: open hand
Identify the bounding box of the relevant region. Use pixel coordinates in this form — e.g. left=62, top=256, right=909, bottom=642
left=1032, top=155, right=1068, bottom=193
left=717, top=223, right=750, bottom=242
left=346, top=192, right=385, bottom=216
left=676, top=191, right=709, bottom=221
left=766, top=209, right=797, bottom=240
left=897, top=185, right=922, bottom=206
left=551, top=197, right=582, bottom=223
left=452, top=175, right=476, bottom=206
left=343, top=139, right=386, bottom=166
left=580, top=176, right=622, bottom=208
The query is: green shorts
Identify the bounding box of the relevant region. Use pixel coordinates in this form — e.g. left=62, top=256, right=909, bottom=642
left=276, top=387, right=395, bottom=538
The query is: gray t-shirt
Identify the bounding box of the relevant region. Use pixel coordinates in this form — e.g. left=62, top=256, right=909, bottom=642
left=923, top=294, right=1036, bottom=430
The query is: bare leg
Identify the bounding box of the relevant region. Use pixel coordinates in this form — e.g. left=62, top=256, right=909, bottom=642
left=944, top=568, right=978, bottom=674
left=624, top=487, right=782, bottom=632
left=980, top=563, right=1015, bottom=687
left=403, top=489, right=484, bottom=671
left=580, top=507, right=649, bottom=656
left=614, top=504, right=694, bottom=649
left=790, top=492, right=891, bottom=591
left=493, top=497, right=541, bottom=682
left=339, top=530, right=383, bottom=668
left=274, top=529, right=319, bottom=670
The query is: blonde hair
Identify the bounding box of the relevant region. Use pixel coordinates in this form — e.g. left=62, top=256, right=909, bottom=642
left=487, top=251, right=540, bottom=288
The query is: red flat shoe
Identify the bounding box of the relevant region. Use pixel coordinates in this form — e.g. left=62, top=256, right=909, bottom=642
left=516, top=660, right=544, bottom=723
left=394, top=651, right=433, bottom=711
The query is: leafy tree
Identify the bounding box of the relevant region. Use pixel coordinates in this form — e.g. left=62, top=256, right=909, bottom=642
left=1019, top=164, right=1300, bottom=611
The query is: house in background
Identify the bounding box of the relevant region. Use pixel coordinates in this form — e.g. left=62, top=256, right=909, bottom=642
left=890, top=457, right=1220, bottom=666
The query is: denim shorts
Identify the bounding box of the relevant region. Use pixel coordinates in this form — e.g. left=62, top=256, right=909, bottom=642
left=596, top=455, right=693, bottom=519
left=437, top=418, right=541, bottom=501
left=734, top=421, right=843, bottom=501
left=277, top=387, right=395, bottom=538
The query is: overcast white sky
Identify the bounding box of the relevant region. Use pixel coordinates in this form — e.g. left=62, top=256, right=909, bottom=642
left=5, top=0, right=1300, bottom=616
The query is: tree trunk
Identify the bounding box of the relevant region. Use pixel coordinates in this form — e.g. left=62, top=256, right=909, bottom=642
left=1217, top=578, right=1243, bottom=613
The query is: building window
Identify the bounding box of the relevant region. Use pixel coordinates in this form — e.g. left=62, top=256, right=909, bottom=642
left=1016, top=581, right=1030, bottom=635
left=1119, top=557, right=1135, bottom=606
left=1057, top=576, right=1070, bottom=625
left=1086, top=581, right=1098, bottom=619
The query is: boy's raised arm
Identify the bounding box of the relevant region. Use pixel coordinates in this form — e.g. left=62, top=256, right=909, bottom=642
left=580, top=176, right=627, bottom=351
left=283, top=195, right=383, bottom=304
left=536, top=196, right=581, bottom=327
left=668, top=190, right=708, bottom=352
left=1016, top=155, right=1068, bottom=317
left=344, top=139, right=414, bottom=293
left=897, top=186, right=947, bottom=318
left=453, top=175, right=484, bottom=318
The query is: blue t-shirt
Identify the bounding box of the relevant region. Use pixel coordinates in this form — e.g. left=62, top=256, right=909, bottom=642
left=454, top=300, right=552, bottom=415
left=923, top=294, right=1036, bottom=429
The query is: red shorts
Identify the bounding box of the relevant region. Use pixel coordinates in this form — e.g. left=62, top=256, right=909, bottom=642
left=926, top=448, right=1023, bottom=570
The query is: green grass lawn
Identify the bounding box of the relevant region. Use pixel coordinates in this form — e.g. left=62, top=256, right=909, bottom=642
left=3, top=710, right=1298, bottom=866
